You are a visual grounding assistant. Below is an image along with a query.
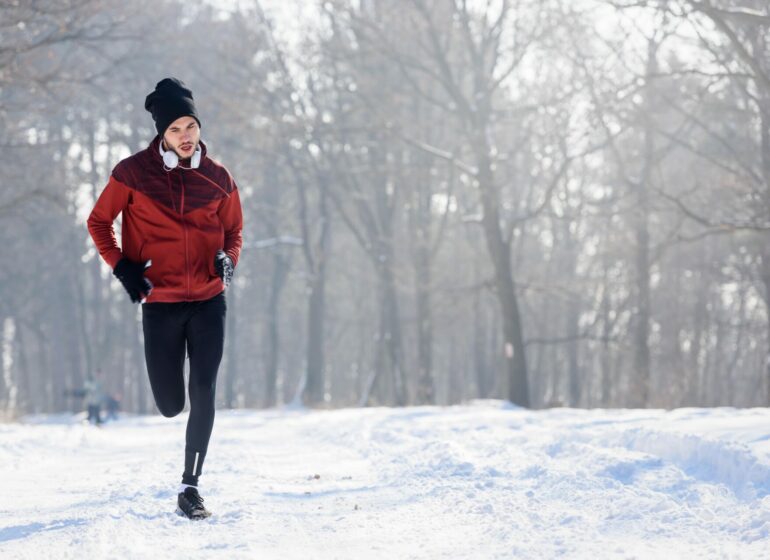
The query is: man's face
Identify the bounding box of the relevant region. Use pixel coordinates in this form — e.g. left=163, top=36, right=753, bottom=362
left=162, top=115, right=200, bottom=160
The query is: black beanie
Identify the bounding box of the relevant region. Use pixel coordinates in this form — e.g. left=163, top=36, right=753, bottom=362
left=144, top=77, right=201, bottom=136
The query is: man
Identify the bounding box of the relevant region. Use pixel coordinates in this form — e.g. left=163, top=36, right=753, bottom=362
left=87, top=77, right=243, bottom=520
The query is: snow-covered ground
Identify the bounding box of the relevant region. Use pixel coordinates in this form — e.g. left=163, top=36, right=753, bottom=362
left=2, top=401, right=769, bottom=559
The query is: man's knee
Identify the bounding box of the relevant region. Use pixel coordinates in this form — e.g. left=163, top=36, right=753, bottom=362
left=157, top=398, right=184, bottom=417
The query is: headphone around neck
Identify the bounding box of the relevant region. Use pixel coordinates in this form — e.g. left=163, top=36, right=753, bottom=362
left=159, top=139, right=202, bottom=170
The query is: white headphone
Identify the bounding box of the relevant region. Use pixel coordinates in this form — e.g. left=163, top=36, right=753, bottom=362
left=159, top=139, right=202, bottom=170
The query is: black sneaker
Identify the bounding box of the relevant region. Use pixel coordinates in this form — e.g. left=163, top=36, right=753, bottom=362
left=177, top=487, right=212, bottom=520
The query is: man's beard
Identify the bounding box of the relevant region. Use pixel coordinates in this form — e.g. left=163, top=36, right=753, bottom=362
left=164, top=138, right=198, bottom=161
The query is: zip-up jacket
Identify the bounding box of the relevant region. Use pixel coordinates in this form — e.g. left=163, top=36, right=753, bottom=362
left=87, top=135, right=243, bottom=303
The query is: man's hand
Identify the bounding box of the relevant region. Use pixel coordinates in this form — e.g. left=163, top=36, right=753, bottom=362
left=214, top=249, right=234, bottom=288
left=113, top=258, right=153, bottom=303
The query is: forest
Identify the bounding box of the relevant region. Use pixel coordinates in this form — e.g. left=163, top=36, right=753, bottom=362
left=1, top=0, right=769, bottom=416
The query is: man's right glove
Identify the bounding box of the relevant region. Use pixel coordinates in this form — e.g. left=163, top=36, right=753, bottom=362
left=214, top=249, right=234, bottom=288
left=113, top=258, right=153, bottom=303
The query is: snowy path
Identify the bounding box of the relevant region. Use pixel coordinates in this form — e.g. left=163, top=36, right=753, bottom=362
left=2, top=401, right=770, bottom=559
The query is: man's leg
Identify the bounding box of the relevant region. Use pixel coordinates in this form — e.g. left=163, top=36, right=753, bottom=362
left=182, top=292, right=226, bottom=486
left=142, top=302, right=187, bottom=417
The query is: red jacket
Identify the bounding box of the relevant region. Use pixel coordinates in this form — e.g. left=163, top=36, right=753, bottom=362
left=88, top=136, right=243, bottom=303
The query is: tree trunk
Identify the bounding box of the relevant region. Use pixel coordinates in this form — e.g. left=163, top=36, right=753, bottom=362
left=760, top=93, right=770, bottom=405
left=473, top=273, right=490, bottom=398
left=414, top=234, right=434, bottom=404
left=689, top=267, right=707, bottom=406
left=473, top=133, right=530, bottom=407
left=224, top=284, right=238, bottom=408
left=264, top=251, right=289, bottom=408
left=304, top=183, right=330, bottom=407
left=133, top=308, right=147, bottom=415
left=629, top=38, right=657, bottom=408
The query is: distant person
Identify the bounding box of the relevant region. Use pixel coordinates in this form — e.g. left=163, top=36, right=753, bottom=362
left=65, top=371, right=106, bottom=425
left=84, top=371, right=106, bottom=425
left=104, top=392, right=121, bottom=422
left=87, top=77, right=243, bottom=520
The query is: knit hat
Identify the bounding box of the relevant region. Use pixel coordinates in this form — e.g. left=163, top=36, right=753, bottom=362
left=144, top=77, right=201, bottom=136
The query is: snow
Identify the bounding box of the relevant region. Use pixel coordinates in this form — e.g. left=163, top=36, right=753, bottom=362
left=2, top=401, right=770, bottom=559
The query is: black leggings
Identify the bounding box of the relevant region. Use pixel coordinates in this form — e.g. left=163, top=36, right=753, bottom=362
left=142, top=292, right=226, bottom=486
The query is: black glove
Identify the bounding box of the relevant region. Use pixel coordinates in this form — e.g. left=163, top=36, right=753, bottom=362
left=113, top=258, right=153, bottom=303
left=214, top=249, right=234, bottom=287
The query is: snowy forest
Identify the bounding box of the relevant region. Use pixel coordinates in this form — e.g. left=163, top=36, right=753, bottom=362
left=2, top=0, right=770, bottom=417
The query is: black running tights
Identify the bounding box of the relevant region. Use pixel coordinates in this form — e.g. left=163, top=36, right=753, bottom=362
left=142, top=292, right=226, bottom=486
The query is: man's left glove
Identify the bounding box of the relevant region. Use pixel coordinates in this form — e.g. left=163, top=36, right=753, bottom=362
left=214, top=249, right=234, bottom=287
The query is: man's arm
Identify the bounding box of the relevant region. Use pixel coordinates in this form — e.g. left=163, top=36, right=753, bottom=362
left=218, top=185, right=243, bottom=267
left=87, top=176, right=131, bottom=269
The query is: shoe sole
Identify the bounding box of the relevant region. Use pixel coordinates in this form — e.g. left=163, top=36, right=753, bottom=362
left=176, top=506, right=212, bottom=520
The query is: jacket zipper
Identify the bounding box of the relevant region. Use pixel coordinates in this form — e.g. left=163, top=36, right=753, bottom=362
left=179, top=172, right=190, bottom=300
